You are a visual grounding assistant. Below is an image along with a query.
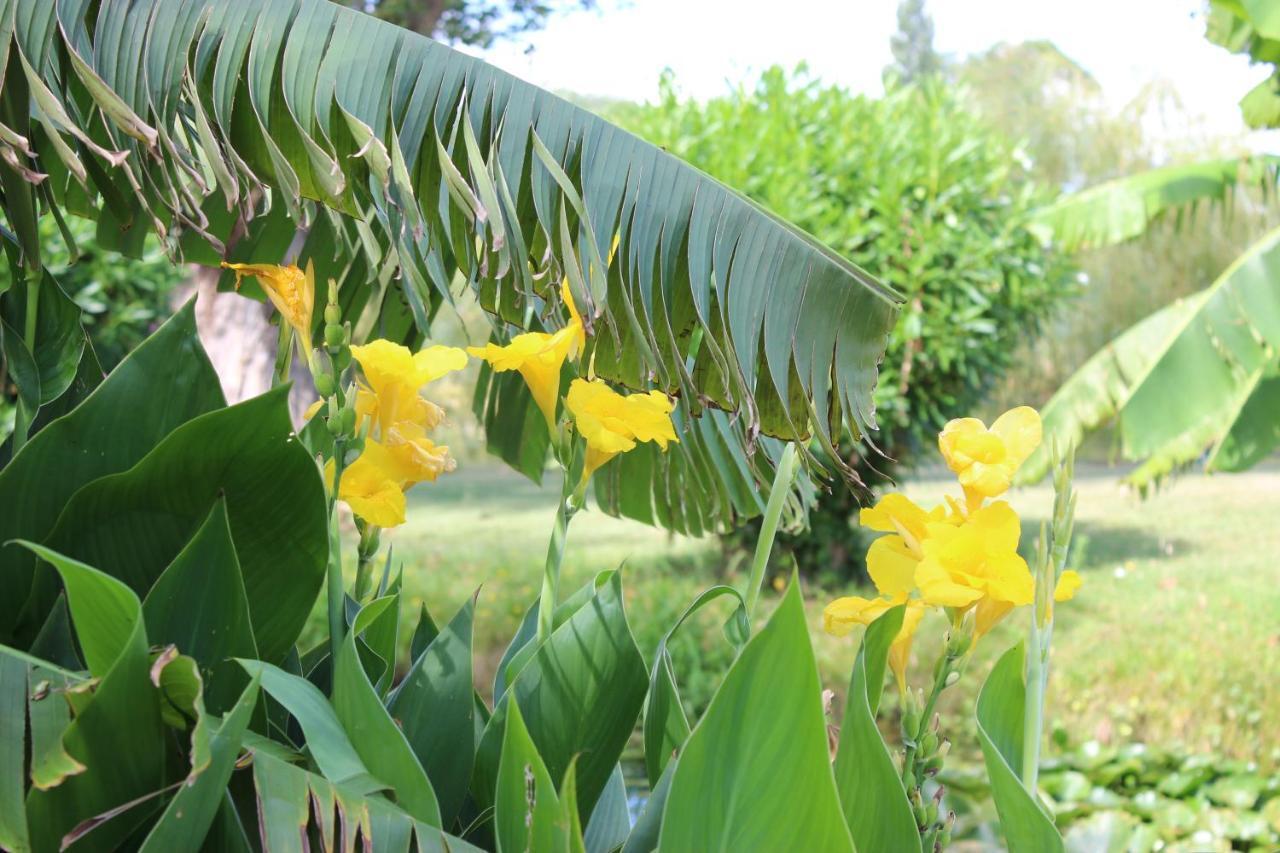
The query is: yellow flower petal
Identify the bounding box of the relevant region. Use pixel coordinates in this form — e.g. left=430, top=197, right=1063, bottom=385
left=566, top=378, right=678, bottom=481
left=413, top=345, right=469, bottom=384
left=915, top=556, right=984, bottom=607
left=221, top=261, right=315, bottom=353
left=888, top=602, right=926, bottom=695
left=859, top=493, right=931, bottom=542
left=974, top=598, right=1015, bottom=639
left=468, top=328, right=577, bottom=430
left=991, top=406, right=1043, bottom=472
left=866, top=535, right=919, bottom=599
left=1054, top=569, right=1082, bottom=602
left=331, top=439, right=409, bottom=528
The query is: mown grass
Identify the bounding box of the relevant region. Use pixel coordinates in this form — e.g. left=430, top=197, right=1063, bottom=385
left=322, top=461, right=1280, bottom=769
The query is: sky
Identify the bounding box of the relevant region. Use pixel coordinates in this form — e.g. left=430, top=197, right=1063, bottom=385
left=463, top=0, right=1272, bottom=143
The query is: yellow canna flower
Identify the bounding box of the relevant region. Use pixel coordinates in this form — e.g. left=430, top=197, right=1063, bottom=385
left=914, top=501, right=1033, bottom=636
left=350, top=340, right=468, bottom=437
left=221, top=261, right=316, bottom=355
left=823, top=595, right=926, bottom=695
left=328, top=439, right=409, bottom=528
left=467, top=279, right=585, bottom=430
left=565, top=378, right=678, bottom=482
left=859, top=493, right=957, bottom=599
left=938, top=407, right=1042, bottom=507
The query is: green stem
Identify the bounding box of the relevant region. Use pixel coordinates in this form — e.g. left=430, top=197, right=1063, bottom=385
left=353, top=524, right=380, bottom=602
left=272, top=323, right=294, bottom=387
left=743, top=442, right=800, bottom=624
left=326, top=437, right=348, bottom=668
left=1022, top=623, right=1044, bottom=788
left=536, top=474, right=576, bottom=644
left=11, top=274, right=39, bottom=453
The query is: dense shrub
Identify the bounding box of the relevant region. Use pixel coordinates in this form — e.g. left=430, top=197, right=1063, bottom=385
left=611, top=68, right=1076, bottom=582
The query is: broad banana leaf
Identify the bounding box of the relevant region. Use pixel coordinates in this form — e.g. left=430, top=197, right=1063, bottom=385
left=1022, top=225, right=1280, bottom=487
left=1207, top=0, right=1280, bottom=129
left=0, top=0, right=900, bottom=531
left=1030, top=155, right=1280, bottom=252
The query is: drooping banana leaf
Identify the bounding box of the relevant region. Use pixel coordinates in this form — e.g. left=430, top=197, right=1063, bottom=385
left=1030, top=154, right=1280, bottom=252
left=0, top=0, right=900, bottom=531
left=1022, top=225, right=1280, bottom=487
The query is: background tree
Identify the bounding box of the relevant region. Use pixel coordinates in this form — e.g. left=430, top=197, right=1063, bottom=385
left=356, top=0, right=600, bottom=45
left=611, top=68, right=1075, bottom=581
left=886, top=0, right=943, bottom=84
left=1017, top=1, right=1280, bottom=485
left=956, top=41, right=1275, bottom=413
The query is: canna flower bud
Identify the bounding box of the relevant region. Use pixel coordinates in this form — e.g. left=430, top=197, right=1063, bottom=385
left=314, top=372, right=335, bottom=397
left=326, top=323, right=346, bottom=349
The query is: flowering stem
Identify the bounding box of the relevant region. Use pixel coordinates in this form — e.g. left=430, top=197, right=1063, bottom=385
left=743, top=442, right=800, bottom=626
left=536, top=472, right=577, bottom=644
left=1022, top=444, right=1077, bottom=791
left=353, top=524, right=380, bottom=602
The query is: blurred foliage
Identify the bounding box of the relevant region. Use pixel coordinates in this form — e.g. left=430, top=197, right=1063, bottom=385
left=0, top=216, right=185, bottom=372
left=610, top=67, right=1075, bottom=582
left=944, top=741, right=1280, bottom=851
left=960, top=42, right=1278, bottom=419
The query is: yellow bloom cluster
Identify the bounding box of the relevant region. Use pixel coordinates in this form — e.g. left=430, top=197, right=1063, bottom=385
left=824, top=407, right=1081, bottom=691
left=469, top=276, right=680, bottom=482
left=566, top=378, right=679, bottom=482
left=331, top=340, right=468, bottom=528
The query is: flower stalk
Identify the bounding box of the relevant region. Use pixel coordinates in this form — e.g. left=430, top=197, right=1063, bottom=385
left=536, top=464, right=580, bottom=644
left=1022, top=443, right=1077, bottom=790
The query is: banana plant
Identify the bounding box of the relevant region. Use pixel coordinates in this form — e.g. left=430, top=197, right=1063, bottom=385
left=1020, top=0, right=1280, bottom=487
left=0, top=0, right=899, bottom=534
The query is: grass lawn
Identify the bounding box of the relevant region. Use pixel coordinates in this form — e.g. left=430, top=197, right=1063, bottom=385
left=323, top=461, right=1280, bottom=769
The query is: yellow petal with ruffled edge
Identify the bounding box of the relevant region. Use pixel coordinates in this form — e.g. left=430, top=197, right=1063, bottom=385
left=327, top=439, right=408, bottom=528
left=991, top=406, right=1042, bottom=471
left=1054, top=569, right=1082, bottom=602
left=866, top=535, right=918, bottom=599
left=413, top=345, right=469, bottom=384
left=860, top=493, right=932, bottom=542
left=566, top=378, right=678, bottom=481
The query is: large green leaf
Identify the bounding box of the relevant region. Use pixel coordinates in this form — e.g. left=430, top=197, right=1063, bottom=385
left=0, top=269, right=85, bottom=406
left=141, top=500, right=258, bottom=713
left=44, top=386, right=328, bottom=662
left=0, top=303, right=222, bottom=646
left=976, top=643, right=1064, bottom=853
left=1023, top=225, right=1280, bottom=487
left=475, top=572, right=647, bottom=826
left=641, top=584, right=746, bottom=787
left=3, top=0, right=900, bottom=529
left=494, top=700, right=575, bottom=853
left=832, top=605, right=919, bottom=852
left=137, top=676, right=260, bottom=852
left=0, top=651, right=27, bottom=852
left=18, top=543, right=169, bottom=853
left=387, top=593, right=477, bottom=828
left=1031, top=155, right=1280, bottom=251
left=332, top=598, right=441, bottom=827
left=248, top=749, right=482, bottom=853
left=658, top=579, right=854, bottom=852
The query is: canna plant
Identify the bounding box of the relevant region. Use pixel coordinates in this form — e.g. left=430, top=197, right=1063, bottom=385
left=0, top=0, right=1081, bottom=851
